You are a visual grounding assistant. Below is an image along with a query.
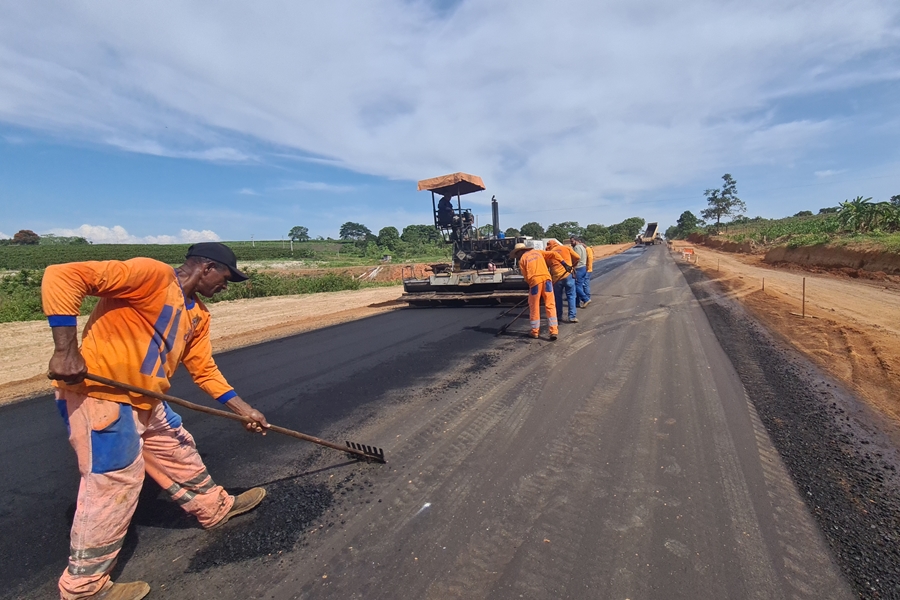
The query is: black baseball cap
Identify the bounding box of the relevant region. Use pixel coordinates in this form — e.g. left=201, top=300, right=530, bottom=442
left=185, top=242, right=249, bottom=282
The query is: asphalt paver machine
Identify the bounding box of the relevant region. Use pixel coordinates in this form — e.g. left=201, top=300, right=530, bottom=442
left=402, top=172, right=534, bottom=307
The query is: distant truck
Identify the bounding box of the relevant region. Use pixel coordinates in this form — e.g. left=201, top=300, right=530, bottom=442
left=640, top=222, right=661, bottom=245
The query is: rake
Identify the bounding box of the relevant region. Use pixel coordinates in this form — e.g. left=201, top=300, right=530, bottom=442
left=497, top=301, right=530, bottom=336
left=83, top=373, right=386, bottom=463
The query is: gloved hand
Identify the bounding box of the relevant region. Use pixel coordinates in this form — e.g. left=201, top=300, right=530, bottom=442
left=562, top=262, right=573, bottom=274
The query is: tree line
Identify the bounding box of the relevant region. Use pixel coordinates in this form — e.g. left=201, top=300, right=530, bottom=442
left=286, top=217, right=649, bottom=260
left=0, top=230, right=91, bottom=246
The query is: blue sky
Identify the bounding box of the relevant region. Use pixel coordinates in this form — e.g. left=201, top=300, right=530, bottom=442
left=1, top=1, right=898, bottom=242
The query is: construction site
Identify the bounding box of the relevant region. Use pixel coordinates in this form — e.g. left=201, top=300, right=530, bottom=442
left=4, top=2, right=900, bottom=597
left=2, top=171, right=900, bottom=599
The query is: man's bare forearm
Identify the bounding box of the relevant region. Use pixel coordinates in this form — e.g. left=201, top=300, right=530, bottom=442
left=48, top=326, right=86, bottom=382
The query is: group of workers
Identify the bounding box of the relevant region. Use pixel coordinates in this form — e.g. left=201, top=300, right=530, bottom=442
left=510, top=236, right=594, bottom=340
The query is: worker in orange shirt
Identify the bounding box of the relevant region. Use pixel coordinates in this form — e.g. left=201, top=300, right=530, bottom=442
left=510, top=243, right=558, bottom=340
left=43, top=242, right=269, bottom=600
left=544, top=239, right=580, bottom=323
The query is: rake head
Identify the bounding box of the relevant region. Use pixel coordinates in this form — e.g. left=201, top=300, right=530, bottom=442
left=345, top=441, right=387, bottom=463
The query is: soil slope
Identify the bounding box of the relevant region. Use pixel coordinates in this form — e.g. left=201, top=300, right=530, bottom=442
left=671, top=241, right=900, bottom=427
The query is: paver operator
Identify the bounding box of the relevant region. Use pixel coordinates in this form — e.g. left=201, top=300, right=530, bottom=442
left=43, top=242, right=270, bottom=600
left=544, top=239, right=579, bottom=324
left=510, top=243, right=558, bottom=340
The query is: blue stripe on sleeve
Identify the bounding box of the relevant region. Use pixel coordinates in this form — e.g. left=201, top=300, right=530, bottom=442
left=48, top=315, right=78, bottom=327
left=216, top=390, right=237, bottom=404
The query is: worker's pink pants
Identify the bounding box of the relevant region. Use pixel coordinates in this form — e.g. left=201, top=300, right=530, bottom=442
left=56, top=391, right=233, bottom=600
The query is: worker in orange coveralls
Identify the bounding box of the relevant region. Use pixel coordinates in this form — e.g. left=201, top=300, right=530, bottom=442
left=42, top=242, right=270, bottom=600
left=544, top=239, right=580, bottom=323
left=510, top=243, right=558, bottom=340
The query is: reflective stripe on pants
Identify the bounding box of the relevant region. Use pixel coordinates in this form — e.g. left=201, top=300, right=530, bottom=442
left=528, top=280, right=558, bottom=336
left=57, top=391, right=233, bottom=600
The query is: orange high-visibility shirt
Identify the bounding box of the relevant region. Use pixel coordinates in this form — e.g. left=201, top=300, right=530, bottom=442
left=586, top=245, right=594, bottom=272
left=540, top=250, right=571, bottom=283
left=517, top=249, right=552, bottom=287
left=42, top=258, right=235, bottom=409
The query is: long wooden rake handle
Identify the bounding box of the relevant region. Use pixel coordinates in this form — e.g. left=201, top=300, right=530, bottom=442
left=497, top=302, right=530, bottom=336
left=82, top=373, right=386, bottom=463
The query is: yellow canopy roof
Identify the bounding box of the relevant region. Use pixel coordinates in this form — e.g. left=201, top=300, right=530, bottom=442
left=417, top=172, right=485, bottom=196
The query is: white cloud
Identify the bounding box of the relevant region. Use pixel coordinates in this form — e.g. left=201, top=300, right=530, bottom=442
left=237, top=188, right=259, bottom=195
left=0, top=231, right=10, bottom=239
left=275, top=180, right=355, bottom=193
left=0, top=1, right=898, bottom=221
left=105, top=137, right=254, bottom=162
left=815, top=169, right=847, bottom=178
left=47, top=224, right=220, bottom=244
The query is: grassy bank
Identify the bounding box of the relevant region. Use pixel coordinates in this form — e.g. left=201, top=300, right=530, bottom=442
left=0, top=269, right=363, bottom=324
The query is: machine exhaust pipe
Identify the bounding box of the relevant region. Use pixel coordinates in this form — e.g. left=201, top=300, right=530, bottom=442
left=491, top=195, right=500, bottom=238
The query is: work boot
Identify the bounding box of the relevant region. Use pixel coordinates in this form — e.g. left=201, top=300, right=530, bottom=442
left=569, top=317, right=579, bottom=323
left=206, top=487, right=266, bottom=530
left=549, top=333, right=558, bottom=341
left=529, top=331, right=540, bottom=339
left=88, top=581, right=150, bottom=600
left=584, top=299, right=591, bottom=307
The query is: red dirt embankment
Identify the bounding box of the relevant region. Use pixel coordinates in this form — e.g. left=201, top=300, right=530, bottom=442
left=686, top=233, right=900, bottom=279
left=671, top=239, right=900, bottom=428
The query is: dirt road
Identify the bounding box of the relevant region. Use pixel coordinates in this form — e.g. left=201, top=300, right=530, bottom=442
left=8, top=245, right=897, bottom=598
left=670, top=242, right=900, bottom=425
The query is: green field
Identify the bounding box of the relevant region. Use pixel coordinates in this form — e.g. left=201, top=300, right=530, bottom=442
left=0, top=239, right=453, bottom=270
left=0, top=239, right=455, bottom=323
left=0, top=240, right=342, bottom=270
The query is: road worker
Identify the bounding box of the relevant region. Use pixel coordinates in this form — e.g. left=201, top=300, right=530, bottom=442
left=582, top=239, right=593, bottom=306
left=43, top=242, right=270, bottom=600
left=510, top=243, right=558, bottom=340
left=569, top=236, right=590, bottom=308
left=544, top=239, right=579, bottom=323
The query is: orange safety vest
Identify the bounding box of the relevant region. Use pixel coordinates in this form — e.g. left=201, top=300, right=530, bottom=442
left=517, top=249, right=552, bottom=288
left=42, top=258, right=235, bottom=409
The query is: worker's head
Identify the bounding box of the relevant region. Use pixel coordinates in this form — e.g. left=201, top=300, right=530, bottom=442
left=510, top=243, right=529, bottom=259
left=183, top=242, right=248, bottom=297
left=546, top=239, right=559, bottom=250
left=569, top=236, right=578, bottom=247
